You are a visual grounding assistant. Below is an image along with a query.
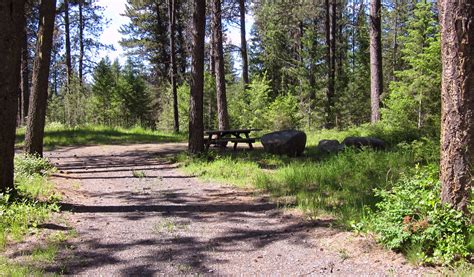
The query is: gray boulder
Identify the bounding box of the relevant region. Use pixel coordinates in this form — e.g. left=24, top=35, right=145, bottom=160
left=316, top=139, right=344, bottom=154
left=342, top=136, right=385, bottom=150
left=261, top=130, right=306, bottom=157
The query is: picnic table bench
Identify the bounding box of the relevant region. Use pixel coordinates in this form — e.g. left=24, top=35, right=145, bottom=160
left=204, top=128, right=261, bottom=150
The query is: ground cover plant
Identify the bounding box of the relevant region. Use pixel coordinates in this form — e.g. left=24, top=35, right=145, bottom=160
left=0, top=154, right=63, bottom=275
left=16, top=123, right=186, bottom=149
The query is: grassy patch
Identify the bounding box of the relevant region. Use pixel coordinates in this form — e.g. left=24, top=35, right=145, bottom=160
left=1, top=154, right=65, bottom=275
left=16, top=124, right=186, bottom=149
left=0, top=257, right=45, bottom=277
left=180, top=126, right=438, bottom=228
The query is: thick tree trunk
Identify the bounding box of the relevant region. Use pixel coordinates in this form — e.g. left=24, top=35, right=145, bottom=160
left=239, top=0, right=249, bottom=85
left=325, top=0, right=336, bottom=129
left=439, top=0, right=474, bottom=213
left=25, top=0, right=57, bottom=157
left=64, top=0, right=72, bottom=88
left=188, top=0, right=206, bottom=154
left=20, top=27, right=29, bottom=125
left=370, top=0, right=382, bottom=123
left=0, top=0, right=26, bottom=193
left=212, top=0, right=230, bottom=130
left=78, top=0, right=84, bottom=85
left=169, top=0, right=179, bottom=133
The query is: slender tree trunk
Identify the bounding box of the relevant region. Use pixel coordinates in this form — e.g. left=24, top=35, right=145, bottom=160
left=20, top=27, right=29, bottom=125
left=439, top=0, right=474, bottom=213
left=370, top=0, right=382, bottom=123
left=64, top=0, right=72, bottom=88
left=78, top=0, right=84, bottom=85
left=325, top=0, right=336, bottom=129
left=212, top=0, right=229, bottom=130
left=169, top=0, right=179, bottom=133
left=209, top=33, right=216, bottom=130
left=188, top=0, right=206, bottom=154
left=392, top=0, right=399, bottom=81
left=239, top=0, right=249, bottom=85
left=25, top=0, right=57, bottom=157
left=0, top=0, right=26, bottom=193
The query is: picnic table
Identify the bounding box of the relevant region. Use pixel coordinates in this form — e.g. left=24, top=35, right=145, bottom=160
left=204, top=128, right=261, bottom=150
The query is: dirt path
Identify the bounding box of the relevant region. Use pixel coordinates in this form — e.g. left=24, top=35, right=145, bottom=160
left=41, top=143, right=430, bottom=276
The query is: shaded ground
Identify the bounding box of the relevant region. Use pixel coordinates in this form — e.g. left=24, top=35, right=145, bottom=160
left=14, top=143, right=434, bottom=275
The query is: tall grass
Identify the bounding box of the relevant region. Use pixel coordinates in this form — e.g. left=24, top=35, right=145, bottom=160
left=181, top=126, right=439, bottom=227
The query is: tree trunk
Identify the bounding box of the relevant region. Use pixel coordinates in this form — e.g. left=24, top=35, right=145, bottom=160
left=188, top=0, right=206, bottom=154
left=212, top=0, right=230, bottom=130
left=169, top=0, right=179, bottom=133
left=64, top=0, right=72, bottom=88
left=0, top=0, right=25, bottom=193
left=78, top=0, right=84, bottom=85
left=439, top=0, right=474, bottom=213
left=325, top=0, right=336, bottom=129
left=25, top=0, right=57, bottom=157
left=370, top=0, right=382, bottom=123
left=20, top=26, right=29, bottom=125
left=239, top=0, right=249, bottom=85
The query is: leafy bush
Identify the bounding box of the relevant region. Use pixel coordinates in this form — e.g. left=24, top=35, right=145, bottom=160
left=14, top=154, right=53, bottom=177
left=368, top=165, right=472, bottom=265
left=267, top=93, right=302, bottom=130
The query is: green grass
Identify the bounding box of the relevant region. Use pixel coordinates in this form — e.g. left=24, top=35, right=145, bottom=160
left=0, top=257, right=45, bottom=277
left=1, top=154, right=64, bottom=275
left=180, top=126, right=439, bottom=227
left=16, top=124, right=186, bottom=149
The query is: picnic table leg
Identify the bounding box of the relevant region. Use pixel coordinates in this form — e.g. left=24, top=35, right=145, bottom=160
left=205, top=134, right=212, bottom=150
left=244, top=132, right=254, bottom=150
left=234, top=142, right=238, bottom=151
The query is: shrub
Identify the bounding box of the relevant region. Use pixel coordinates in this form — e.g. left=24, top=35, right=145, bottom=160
left=368, top=165, right=472, bottom=265
left=14, top=154, right=53, bottom=177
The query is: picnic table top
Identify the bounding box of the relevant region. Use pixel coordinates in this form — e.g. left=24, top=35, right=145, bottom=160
left=204, top=128, right=262, bottom=135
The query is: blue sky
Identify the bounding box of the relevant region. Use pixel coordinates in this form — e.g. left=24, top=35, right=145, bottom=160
left=96, top=0, right=254, bottom=68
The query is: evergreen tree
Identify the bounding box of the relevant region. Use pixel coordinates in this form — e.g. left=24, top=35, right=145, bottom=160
left=382, top=1, right=440, bottom=131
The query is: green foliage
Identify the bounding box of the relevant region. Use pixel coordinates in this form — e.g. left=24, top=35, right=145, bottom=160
left=14, top=154, right=53, bottom=177
left=0, top=155, right=59, bottom=250
left=47, top=77, right=93, bottom=126
left=368, top=165, right=472, bottom=265
left=382, top=1, right=441, bottom=132
left=267, top=93, right=302, bottom=130
left=228, top=76, right=302, bottom=131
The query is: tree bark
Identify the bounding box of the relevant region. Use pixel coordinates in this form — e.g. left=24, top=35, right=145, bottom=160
left=0, top=0, right=26, bottom=193
left=439, top=0, right=474, bottom=213
left=78, top=0, right=84, bottom=85
left=25, top=0, right=57, bottom=157
left=212, top=0, right=230, bottom=130
left=64, top=0, right=72, bottom=88
left=169, top=0, right=179, bottom=133
left=370, top=0, right=382, bottom=123
left=20, top=26, right=29, bottom=125
left=325, top=0, right=336, bottom=129
left=239, top=0, right=249, bottom=85
left=188, top=0, right=206, bottom=154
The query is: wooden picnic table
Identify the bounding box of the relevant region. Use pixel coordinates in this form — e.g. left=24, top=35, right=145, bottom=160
left=204, top=128, right=261, bottom=150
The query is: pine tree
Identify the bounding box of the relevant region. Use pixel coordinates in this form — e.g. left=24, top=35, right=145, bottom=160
left=382, top=1, right=440, bottom=131
left=25, top=0, right=57, bottom=157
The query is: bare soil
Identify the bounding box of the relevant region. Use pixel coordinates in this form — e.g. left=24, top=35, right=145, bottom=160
left=29, top=143, right=435, bottom=275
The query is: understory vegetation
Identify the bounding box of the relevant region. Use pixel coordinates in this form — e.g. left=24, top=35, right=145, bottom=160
left=0, top=154, right=67, bottom=275
left=180, top=125, right=473, bottom=266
